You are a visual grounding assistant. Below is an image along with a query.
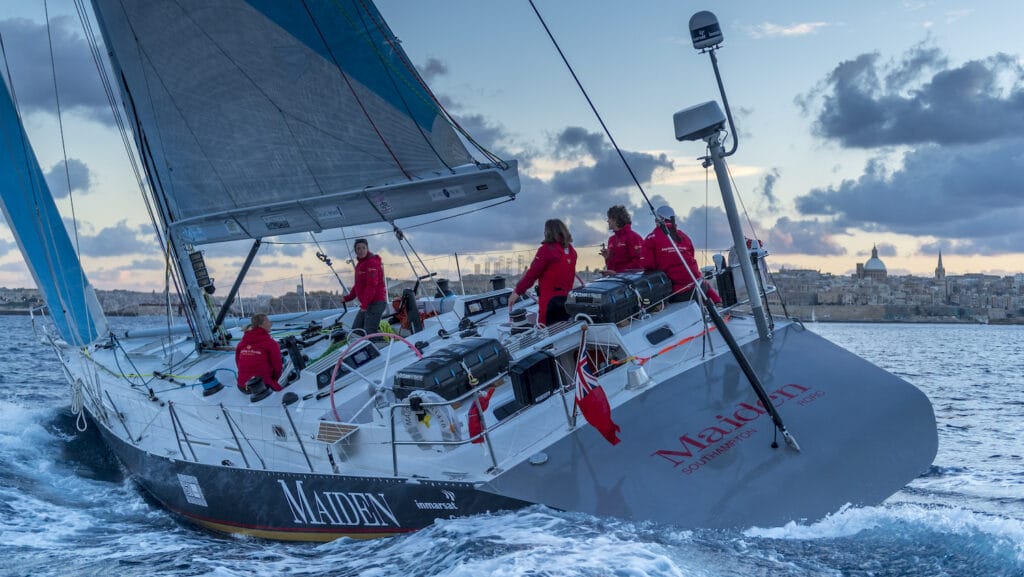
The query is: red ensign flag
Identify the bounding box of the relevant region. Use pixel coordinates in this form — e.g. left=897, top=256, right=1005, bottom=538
left=574, top=348, right=621, bottom=445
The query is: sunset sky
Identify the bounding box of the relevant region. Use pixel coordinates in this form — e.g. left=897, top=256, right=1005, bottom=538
left=2, top=1, right=1023, bottom=297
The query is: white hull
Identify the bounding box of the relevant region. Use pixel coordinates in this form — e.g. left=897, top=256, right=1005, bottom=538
left=53, top=294, right=937, bottom=539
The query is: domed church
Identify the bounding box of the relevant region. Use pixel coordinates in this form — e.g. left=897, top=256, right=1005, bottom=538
left=856, top=245, right=888, bottom=280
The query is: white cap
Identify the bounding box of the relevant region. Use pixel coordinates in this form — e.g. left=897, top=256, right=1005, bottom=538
left=655, top=205, right=675, bottom=220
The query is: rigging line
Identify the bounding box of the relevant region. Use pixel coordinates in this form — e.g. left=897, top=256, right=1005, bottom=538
left=391, top=231, right=459, bottom=328
left=133, top=120, right=196, bottom=336
left=301, top=0, right=412, bottom=180
left=528, top=0, right=655, bottom=214
left=308, top=231, right=350, bottom=294
left=46, top=0, right=89, bottom=342
left=340, top=224, right=357, bottom=266
left=111, top=0, right=180, bottom=200
left=704, top=147, right=711, bottom=267
left=73, top=0, right=146, bottom=200
left=75, top=0, right=169, bottom=290
left=74, top=0, right=154, bottom=233
left=724, top=159, right=791, bottom=317
left=348, top=0, right=455, bottom=174
left=109, top=1, right=208, bottom=338
left=344, top=0, right=505, bottom=167
left=725, top=159, right=762, bottom=244
left=109, top=0, right=205, bottom=338
left=722, top=157, right=782, bottom=324
left=357, top=189, right=459, bottom=324
left=113, top=0, right=235, bottom=219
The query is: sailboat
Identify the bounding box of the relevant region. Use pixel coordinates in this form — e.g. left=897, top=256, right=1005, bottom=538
left=0, top=2, right=936, bottom=541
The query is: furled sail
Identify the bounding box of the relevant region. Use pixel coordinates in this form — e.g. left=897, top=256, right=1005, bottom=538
left=0, top=78, right=108, bottom=345
left=90, top=0, right=519, bottom=245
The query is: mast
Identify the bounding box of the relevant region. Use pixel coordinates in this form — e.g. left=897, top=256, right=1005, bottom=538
left=131, top=111, right=218, bottom=347
left=684, top=11, right=770, bottom=340
left=704, top=133, right=770, bottom=339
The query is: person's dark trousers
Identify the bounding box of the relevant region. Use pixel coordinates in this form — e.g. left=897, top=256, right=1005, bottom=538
left=353, top=300, right=387, bottom=338
left=545, top=295, right=569, bottom=324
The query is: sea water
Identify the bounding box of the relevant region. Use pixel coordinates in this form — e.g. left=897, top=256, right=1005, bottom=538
left=0, top=316, right=1021, bottom=577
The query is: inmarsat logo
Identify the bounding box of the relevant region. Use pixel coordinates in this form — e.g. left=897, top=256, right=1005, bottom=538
left=415, top=490, right=459, bottom=511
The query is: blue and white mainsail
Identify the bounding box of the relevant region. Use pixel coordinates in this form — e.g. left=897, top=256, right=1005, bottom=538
left=0, top=77, right=107, bottom=346
left=91, top=0, right=519, bottom=245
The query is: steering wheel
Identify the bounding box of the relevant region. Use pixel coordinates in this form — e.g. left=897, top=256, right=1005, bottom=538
left=328, top=332, right=424, bottom=421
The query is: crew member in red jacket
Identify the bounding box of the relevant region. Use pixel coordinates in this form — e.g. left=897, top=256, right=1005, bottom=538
left=641, top=206, right=721, bottom=304
left=599, top=204, right=643, bottom=273
left=343, top=238, right=388, bottom=337
left=235, top=313, right=283, bottom=392
left=508, top=219, right=578, bottom=325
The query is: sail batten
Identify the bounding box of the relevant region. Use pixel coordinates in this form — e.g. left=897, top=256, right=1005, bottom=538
left=91, top=0, right=518, bottom=244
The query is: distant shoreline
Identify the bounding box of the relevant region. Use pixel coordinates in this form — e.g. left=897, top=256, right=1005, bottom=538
left=4, top=307, right=1020, bottom=325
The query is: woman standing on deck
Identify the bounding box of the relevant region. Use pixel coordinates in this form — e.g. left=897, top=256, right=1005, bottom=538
left=508, top=219, right=578, bottom=325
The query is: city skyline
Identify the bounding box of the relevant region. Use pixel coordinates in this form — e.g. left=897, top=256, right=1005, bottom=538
left=2, top=1, right=1024, bottom=294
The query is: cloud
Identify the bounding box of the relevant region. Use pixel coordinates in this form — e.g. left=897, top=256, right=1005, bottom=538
left=794, top=139, right=1024, bottom=253
left=0, top=238, right=17, bottom=258
left=943, top=9, right=974, bottom=24
left=381, top=123, right=675, bottom=259
left=0, top=17, right=110, bottom=124
left=798, top=42, right=1024, bottom=147
left=77, top=221, right=158, bottom=257
left=260, top=239, right=308, bottom=258
left=128, top=258, right=165, bottom=270
left=758, top=168, right=781, bottom=211
left=746, top=22, right=829, bottom=39
left=344, top=61, right=677, bottom=262
left=456, top=113, right=513, bottom=158
left=553, top=126, right=606, bottom=159
left=547, top=128, right=673, bottom=198
left=418, top=57, right=448, bottom=83
left=766, top=217, right=847, bottom=256
left=44, top=158, right=93, bottom=198
left=874, top=243, right=898, bottom=257
left=0, top=261, right=29, bottom=273
left=674, top=205, right=734, bottom=251
left=919, top=232, right=1024, bottom=256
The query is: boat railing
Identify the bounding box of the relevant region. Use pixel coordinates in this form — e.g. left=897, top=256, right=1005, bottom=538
left=385, top=365, right=579, bottom=477
left=717, top=284, right=777, bottom=316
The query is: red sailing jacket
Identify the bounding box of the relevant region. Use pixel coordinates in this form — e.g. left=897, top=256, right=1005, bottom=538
left=343, top=252, right=387, bottom=310
left=515, top=242, right=578, bottom=325
left=604, top=224, right=643, bottom=272
left=235, top=327, right=283, bottom=391
left=641, top=222, right=721, bottom=303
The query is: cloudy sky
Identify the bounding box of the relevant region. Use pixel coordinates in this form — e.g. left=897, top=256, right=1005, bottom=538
left=2, top=0, right=1023, bottom=296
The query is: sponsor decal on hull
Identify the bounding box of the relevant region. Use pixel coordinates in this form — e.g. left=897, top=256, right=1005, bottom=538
left=178, top=474, right=208, bottom=507
left=652, top=383, right=824, bottom=474
left=414, top=489, right=459, bottom=511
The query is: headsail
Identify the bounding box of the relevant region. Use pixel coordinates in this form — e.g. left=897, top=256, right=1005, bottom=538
left=91, top=0, right=519, bottom=245
left=0, top=78, right=108, bottom=345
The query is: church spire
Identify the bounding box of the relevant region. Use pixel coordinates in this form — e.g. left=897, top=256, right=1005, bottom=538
left=935, top=250, right=946, bottom=280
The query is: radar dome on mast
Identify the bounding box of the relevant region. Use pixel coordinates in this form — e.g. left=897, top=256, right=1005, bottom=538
left=689, top=11, right=723, bottom=50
